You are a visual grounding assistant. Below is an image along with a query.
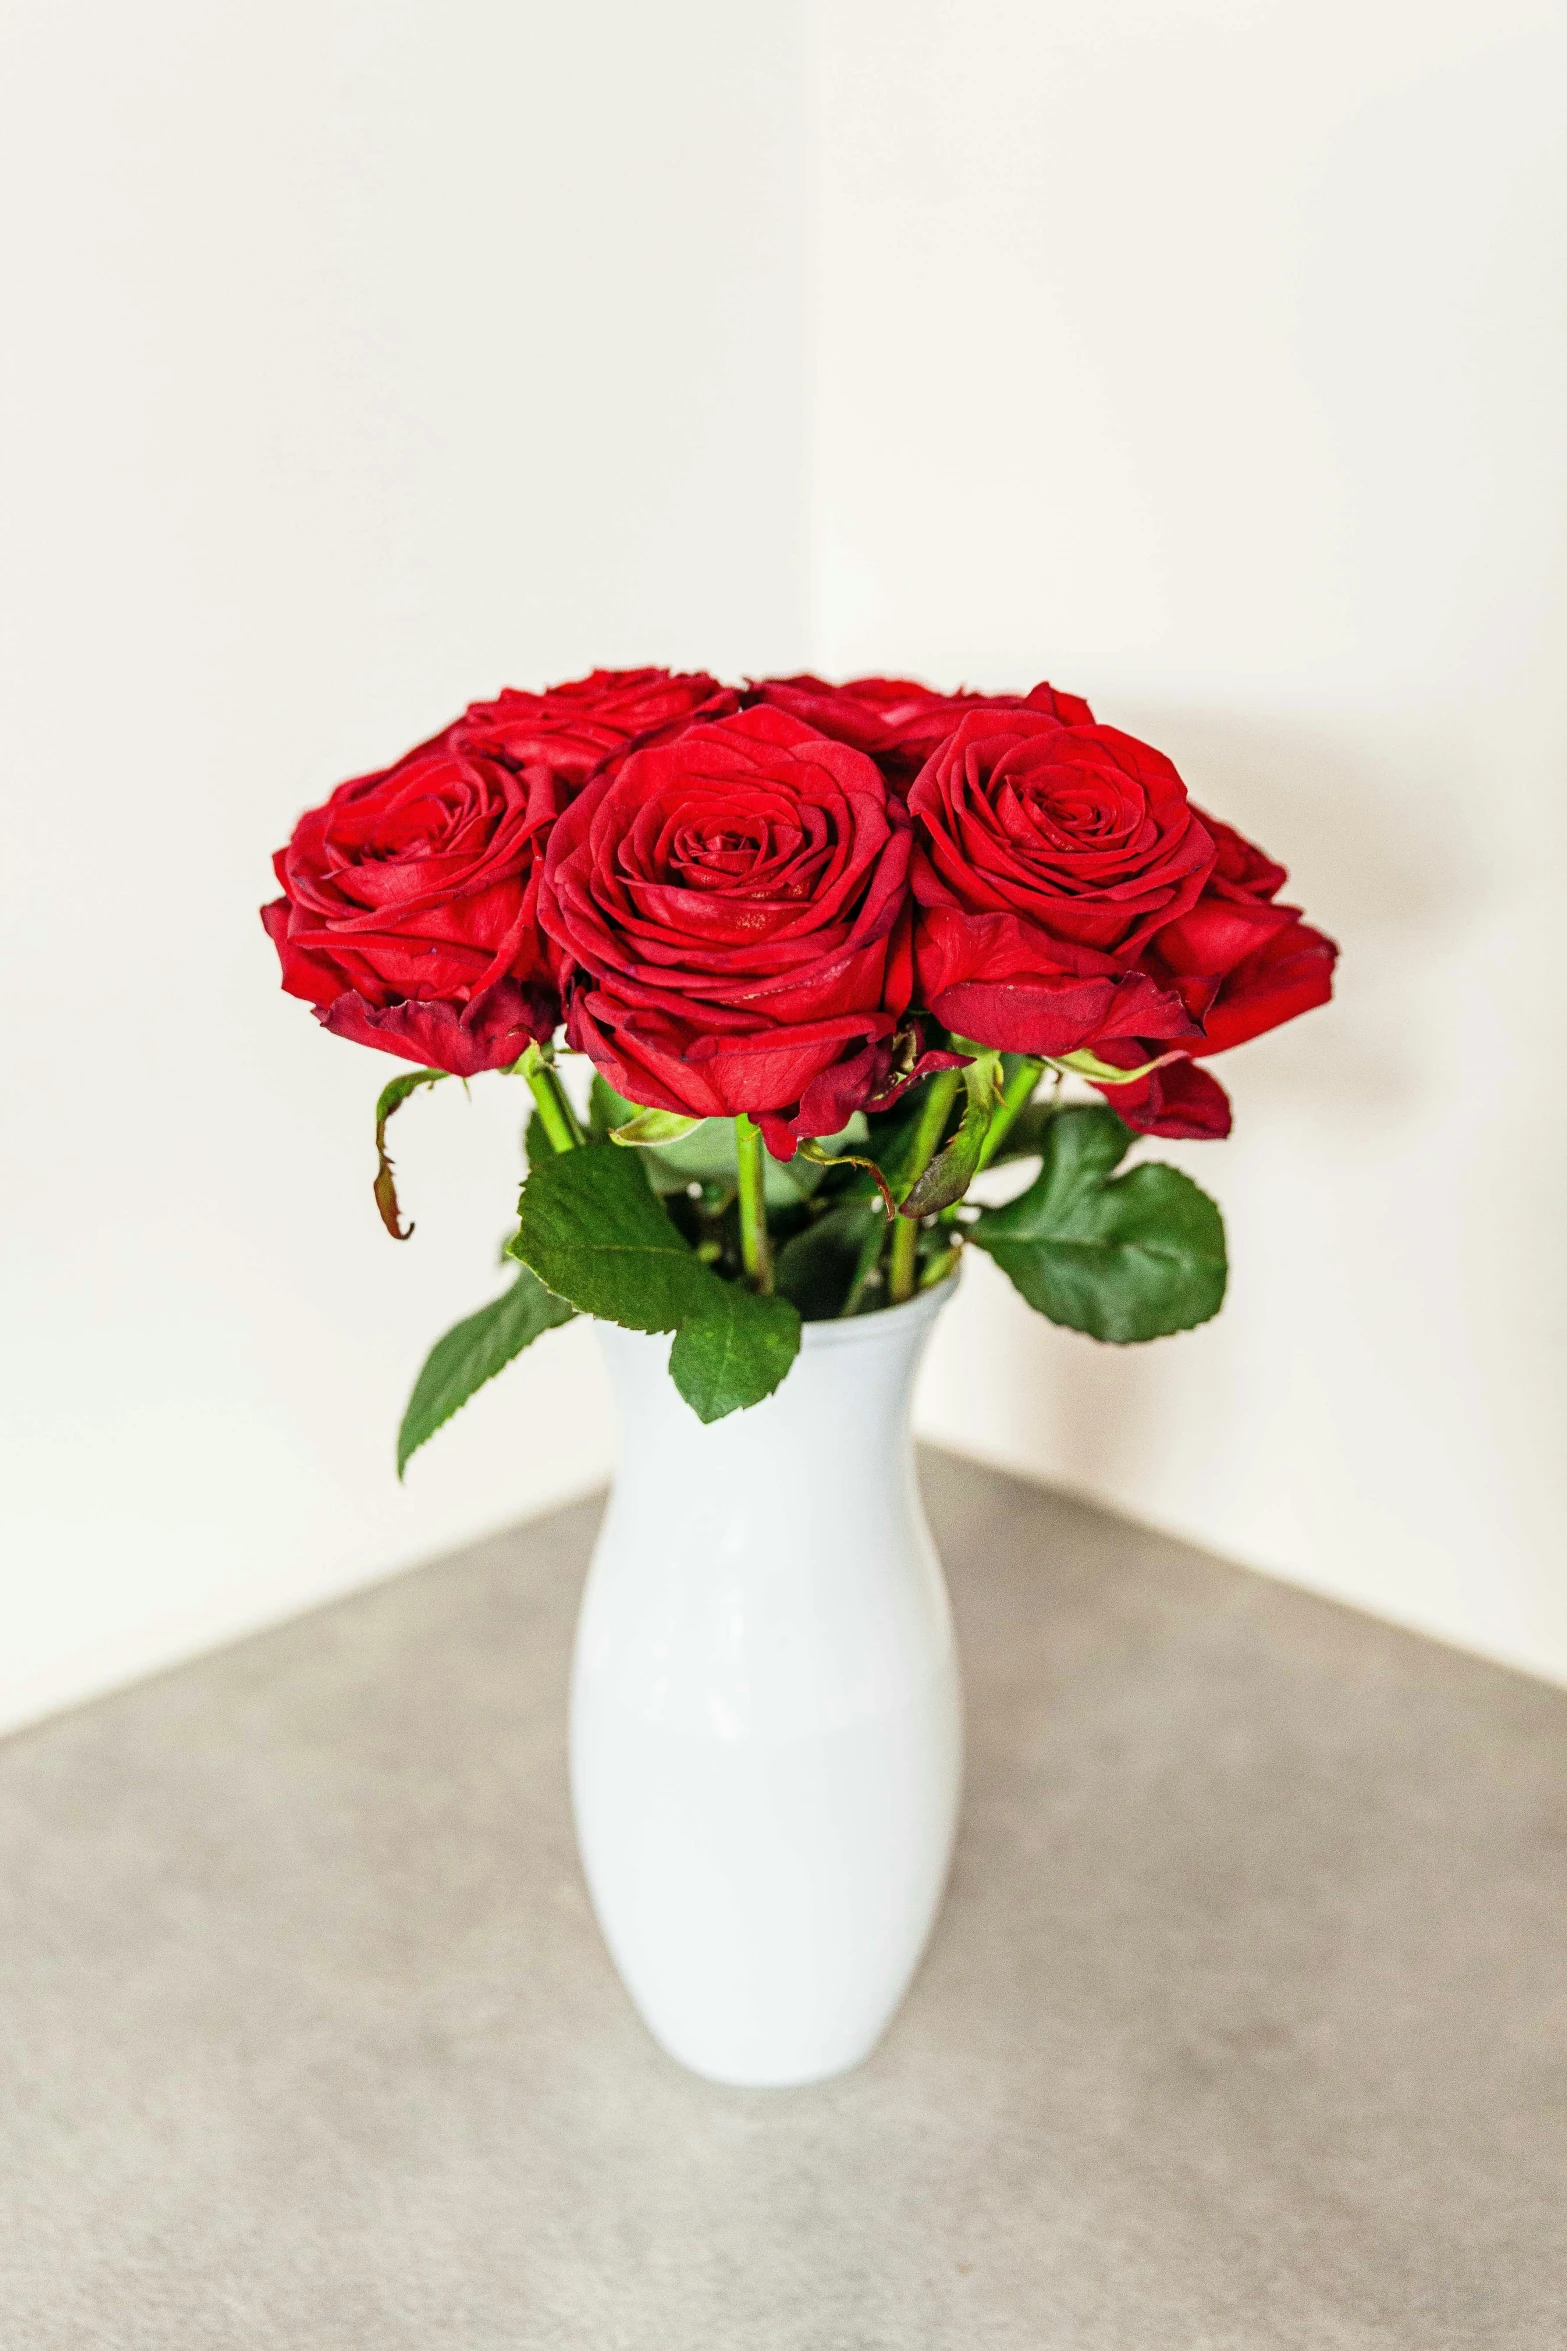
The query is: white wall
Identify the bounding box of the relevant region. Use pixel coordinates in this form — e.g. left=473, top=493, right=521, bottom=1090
left=0, top=2, right=809, bottom=1732
left=5, top=0, right=1565, bottom=1735
left=810, top=0, right=1567, bottom=1682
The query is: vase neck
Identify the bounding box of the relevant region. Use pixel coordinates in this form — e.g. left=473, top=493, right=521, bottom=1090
left=596, top=1283, right=954, bottom=1529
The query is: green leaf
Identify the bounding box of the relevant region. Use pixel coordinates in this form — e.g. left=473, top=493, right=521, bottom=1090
left=994, top=1100, right=1133, bottom=1215
left=373, top=1068, right=448, bottom=1239
left=610, top=1106, right=704, bottom=1148
left=901, top=1052, right=1000, bottom=1218
left=968, top=1105, right=1226, bottom=1343
left=982, top=1098, right=1056, bottom=1165
left=511, top=1143, right=705, bottom=1330
left=523, top=1106, right=560, bottom=1170
left=509, top=1143, right=803, bottom=1416
left=397, top=1265, right=575, bottom=1477
left=669, top=1286, right=803, bottom=1423
left=773, top=1198, right=884, bottom=1320
left=920, top=1241, right=963, bottom=1291
left=843, top=1214, right=891, bottom=1314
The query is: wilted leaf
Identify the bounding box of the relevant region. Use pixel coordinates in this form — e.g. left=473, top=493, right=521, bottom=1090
left=372, top=1068, right=447, bottom=1239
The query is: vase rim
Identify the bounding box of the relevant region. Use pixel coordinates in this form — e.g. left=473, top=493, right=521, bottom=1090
left=793, top=1271, right=959, bottom=1351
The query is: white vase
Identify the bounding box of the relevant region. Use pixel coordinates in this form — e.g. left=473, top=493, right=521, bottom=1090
left=570, top=1278, right=963, bottom=2088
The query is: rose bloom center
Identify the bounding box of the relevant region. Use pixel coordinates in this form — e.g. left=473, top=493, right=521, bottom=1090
left=992, top=769, right=1149, bottom=858
left=640, top=787, right=827, bottom=902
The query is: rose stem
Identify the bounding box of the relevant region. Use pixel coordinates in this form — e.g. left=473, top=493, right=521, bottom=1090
left=972, top=1056, right=1045, bottom=1176
left=887, top=1068, right=961, bottom=1305
left=733, top=1114, right=773, bottom=1293
left=519, top=1043, right=584, bottom=1153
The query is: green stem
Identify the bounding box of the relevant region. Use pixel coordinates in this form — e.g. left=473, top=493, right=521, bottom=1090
left=734, top=1113, right=773, bottom=1293
left=519, top=1043, right=584, bottom=1153
left=889, top=1068, right=961, bottom=1304
left=974, top=1056, right=1045, bottom=1176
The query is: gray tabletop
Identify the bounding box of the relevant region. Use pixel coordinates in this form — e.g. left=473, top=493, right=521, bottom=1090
left=3, top=1452, right=1564, bottom=2349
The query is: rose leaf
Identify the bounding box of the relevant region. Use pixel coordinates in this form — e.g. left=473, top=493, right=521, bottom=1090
left=982, top=1098, right=1061, bottom=1166
left=967, top=1105, right=1226, bottom=1342
left=510, top=1143, right=708, bottom=1330
left=991, top=1099, right=1132, bottom=1208
left=773, top=1198, right=885, bottom=1320
left=397, top=1264, right=575, bottom=1478
left=669, top=1286, right=803, bottom=1423
left=509, top=1143, right=803, bottom=1415
left=523, top=1105, right=565, bottom=1169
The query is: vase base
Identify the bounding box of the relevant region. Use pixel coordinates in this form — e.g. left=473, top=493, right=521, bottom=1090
left=644, top=2032, right=886, bottom=2091
left=574, top=1675, right=961, bottom=2092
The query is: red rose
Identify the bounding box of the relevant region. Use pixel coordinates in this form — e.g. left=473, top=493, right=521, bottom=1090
left=753, top=673, right=1094, bottom=784
left=1089, top=814, right=1338, bottom=1139
left=906, top=710, right=1214, bottom=1056
left=540, top=704, right=924, bottom=1157
left=1144, top=813, right=1336, bottom=1052
left=1189, top=914, right=1338, bottom=1054
left=262, top=732, right=558, bottom=1075
left=455, top=666, right=737, bottom=788
left=1201, top=811, right=1288, bottom=903
left=1077, top=1042, right=1237, bottom=1141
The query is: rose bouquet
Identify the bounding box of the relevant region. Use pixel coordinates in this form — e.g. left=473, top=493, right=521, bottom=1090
left=263, top=668, right=1336, bottom=1470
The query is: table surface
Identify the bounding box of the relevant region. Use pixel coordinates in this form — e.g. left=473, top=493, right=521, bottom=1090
left=3, top=1451, right=1565, bottom=2350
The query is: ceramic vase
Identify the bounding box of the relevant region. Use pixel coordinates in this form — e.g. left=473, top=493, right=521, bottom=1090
left=570, top=1279, right=963, bottom=2087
